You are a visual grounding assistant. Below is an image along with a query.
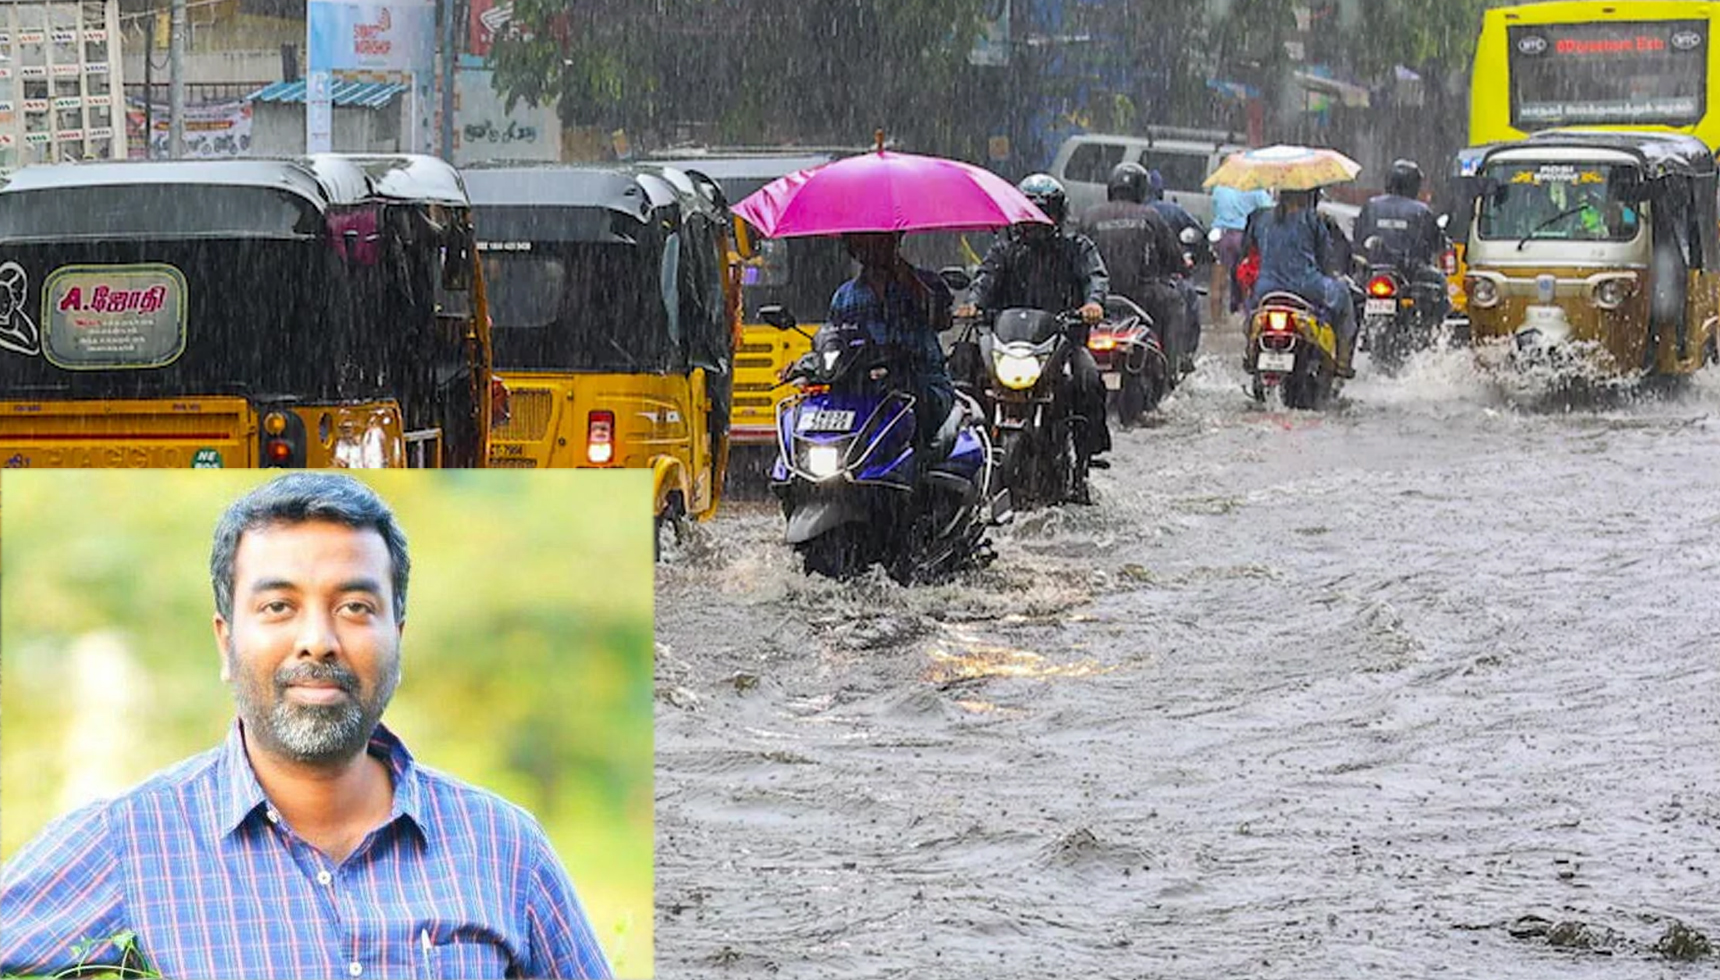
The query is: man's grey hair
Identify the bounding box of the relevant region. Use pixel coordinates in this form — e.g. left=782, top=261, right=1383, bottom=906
left=211, top=473, right=410, bottom=622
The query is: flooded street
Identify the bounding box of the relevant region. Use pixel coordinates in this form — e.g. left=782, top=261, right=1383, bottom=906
left=654, top=329, right=1720, bottom=979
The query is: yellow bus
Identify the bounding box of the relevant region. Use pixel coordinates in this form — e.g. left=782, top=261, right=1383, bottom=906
left=1471, top=2, right=1720, bottom=149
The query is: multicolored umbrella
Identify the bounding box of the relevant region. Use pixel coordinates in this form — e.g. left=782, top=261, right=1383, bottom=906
left=1203, top=144, right=1362, bottom=192
left=732, top=149, right=1051, bottom=238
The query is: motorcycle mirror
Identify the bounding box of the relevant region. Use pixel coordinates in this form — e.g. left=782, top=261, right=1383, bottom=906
left=1436, top=213, right=1450, bottom=230
left=1207, top=226, right=1223, bottom=244
left=759, top=304, right=796, bottom=331
left=1363, top=235, right=1384, bottom=252
left=939, top=265, right=972, bottom=291
left=1178, top=227, right=1201, bottom=246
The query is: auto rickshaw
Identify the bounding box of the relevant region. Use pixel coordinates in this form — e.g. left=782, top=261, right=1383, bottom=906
left=0, top=154, right=496, bottom=468
left=462, top=163, right=740, bottom=550
left=649, top=152, right=858, bottom=454
left=1463, top=131, right=1719, bottom=380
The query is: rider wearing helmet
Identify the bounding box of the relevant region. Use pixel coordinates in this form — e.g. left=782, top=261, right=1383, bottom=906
left=1077, top=162, right=1187, bottom=376
left=1353, top=159, right=1445, bottom=281
left=963, top=174, right=1112, bottom=494
left=1144, top=169, right=1209, bottom=373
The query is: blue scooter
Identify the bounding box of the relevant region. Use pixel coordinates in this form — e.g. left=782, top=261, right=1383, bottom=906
left=763, top=306, right=1010, bottom=583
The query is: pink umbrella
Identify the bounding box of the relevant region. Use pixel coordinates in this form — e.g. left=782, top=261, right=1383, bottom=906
left=732, top=149, right=1051, bottom=238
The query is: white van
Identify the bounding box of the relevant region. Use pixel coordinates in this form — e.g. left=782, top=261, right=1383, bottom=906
left=1050, top=128, right=1247, bottom=227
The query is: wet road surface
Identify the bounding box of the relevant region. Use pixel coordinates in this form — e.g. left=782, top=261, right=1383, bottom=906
left=654, top=328, right=1720, bottom=978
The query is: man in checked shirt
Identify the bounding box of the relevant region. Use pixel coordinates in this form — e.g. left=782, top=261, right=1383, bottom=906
left=0, top=473, right=613, bottom=979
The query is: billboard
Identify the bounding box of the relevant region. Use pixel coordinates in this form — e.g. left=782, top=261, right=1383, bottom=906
left=307, top=0, right=436, bottom=73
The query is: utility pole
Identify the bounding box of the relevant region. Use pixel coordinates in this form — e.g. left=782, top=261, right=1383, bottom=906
left=168, top=0, right=186, bottom=159
left=440, top=0, right=457, bottom=161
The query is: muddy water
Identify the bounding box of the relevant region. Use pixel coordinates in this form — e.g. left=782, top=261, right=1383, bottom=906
left=654, top=332, right=1720, bottom=978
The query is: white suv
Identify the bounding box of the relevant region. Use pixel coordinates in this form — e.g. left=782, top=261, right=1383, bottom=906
left=1050, top=129, right=1246, bottom=227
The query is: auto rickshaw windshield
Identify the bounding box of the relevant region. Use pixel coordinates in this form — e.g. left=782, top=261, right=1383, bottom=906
left=1477, top=162, right=1643, bottom=242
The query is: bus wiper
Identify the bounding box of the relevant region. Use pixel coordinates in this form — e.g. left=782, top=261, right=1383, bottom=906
left=1517, top=205, right=1591, bottom=251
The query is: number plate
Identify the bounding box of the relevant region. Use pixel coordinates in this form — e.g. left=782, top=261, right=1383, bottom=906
left=796, top=409, right=856, bottom=433
left=1365, top=298, right=1395, bottom=317
left=1103, top=372, right=1122, bottom=391
left=1256, top=350, right=1295, bottom=373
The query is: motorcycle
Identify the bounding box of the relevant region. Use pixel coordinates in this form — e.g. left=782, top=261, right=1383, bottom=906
left=1356, top=234, right=1457, bottom=375
left=1087, top=294, right=1170, bottom=426
left=1246, top=291, right=1341, bottom=410
left=763, top=305, right=1009, bottom=583
left=967, top=302, right=1093, bottom=509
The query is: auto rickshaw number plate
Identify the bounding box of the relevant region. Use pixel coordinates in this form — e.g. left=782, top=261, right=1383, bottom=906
left=798, top=409, right=856, bottom=432
left=1365, top=298, right=1395, bottom=317
left=1256, top=351, right=1295, bottom=372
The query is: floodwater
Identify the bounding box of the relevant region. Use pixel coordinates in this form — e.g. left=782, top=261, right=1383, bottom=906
left=653, top=327, right=1720, bottom=979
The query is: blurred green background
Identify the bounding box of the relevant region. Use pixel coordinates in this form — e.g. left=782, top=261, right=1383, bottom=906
left=0, top=470, right=654, bottom=978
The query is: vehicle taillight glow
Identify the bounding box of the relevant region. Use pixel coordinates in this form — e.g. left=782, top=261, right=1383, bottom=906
left=587, top=410, right=615, bottom=464
left=1442, top=248, right=1458, bottom=276
left=1367, top=276, right=1396, bottom=298
left=1266, top=310, right=1291, bottom=332
left=1087, top=335, right=1117, bottom=351
left=266, top=439, right=294, bottom=463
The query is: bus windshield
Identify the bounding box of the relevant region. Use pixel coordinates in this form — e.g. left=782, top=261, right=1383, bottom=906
left=1476, top=162, right=1642, bottom=243
left=1508, top=20, right=1708, bottom=128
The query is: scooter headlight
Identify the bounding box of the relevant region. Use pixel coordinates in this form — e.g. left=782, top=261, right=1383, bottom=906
left=993, top=349, right=1044, bottom=390
left=805, top=444, right=844, bottom=480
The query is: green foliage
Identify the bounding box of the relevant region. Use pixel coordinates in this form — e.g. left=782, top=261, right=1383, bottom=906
left=490, top=0, right=986, bottom=147
left=0, top=471, right=653, bottom=977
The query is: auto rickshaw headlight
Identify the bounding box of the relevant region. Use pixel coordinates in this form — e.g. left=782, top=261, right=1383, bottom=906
left=1592, top=277, right=1634, bottom=311
left=1467, top=276, right=1500, bottom=308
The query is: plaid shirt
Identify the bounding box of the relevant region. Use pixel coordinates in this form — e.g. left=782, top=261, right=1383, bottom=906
left=826, top=270, right=953, bottom=398
left=0, top=721, right=611, bottom=980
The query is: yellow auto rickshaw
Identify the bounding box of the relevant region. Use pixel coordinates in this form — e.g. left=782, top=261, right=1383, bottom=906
left=649, top=153, right=857, bottom=456
left=0, top=154, right=496, bottom=468
left=1463, top=130, right=1719, bottom=379
left=463, top=164, right=739, bottom=550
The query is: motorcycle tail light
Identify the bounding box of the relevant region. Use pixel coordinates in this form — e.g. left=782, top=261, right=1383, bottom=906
left=1367, top=276, right=1396, bottom=298
left=586, top=410, right=615, bottom=464
left=1266, top=310, right=1291, bottom=333
left=1442, top=249, right=1458, bottom=276
left=1087, top=335, right=1117, bottom=351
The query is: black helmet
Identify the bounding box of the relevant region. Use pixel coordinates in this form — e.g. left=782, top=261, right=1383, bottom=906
left=1018, top=172, right=1067, bottom=225
left=1386, top=159, right=1424, bottom=198
left=1107, top=162, right=1149, bottom=203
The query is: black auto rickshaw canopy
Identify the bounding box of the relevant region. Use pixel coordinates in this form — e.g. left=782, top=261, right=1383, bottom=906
left=463, top=163, right=737, bottom=382
left=0, top=156, right=485, bottom=455
left=1477, top=130, right=1716, bottom=181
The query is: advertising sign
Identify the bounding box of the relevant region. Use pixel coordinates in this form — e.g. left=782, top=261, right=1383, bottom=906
left=454, top=68, right=559, bottom=164
left=467, top=0, right=511, bottom=60
left=308, top=0, right=435, bottom=73
left=127, top=99, right=251, bottom=159
left=42, top=264, right=187, bottom=369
